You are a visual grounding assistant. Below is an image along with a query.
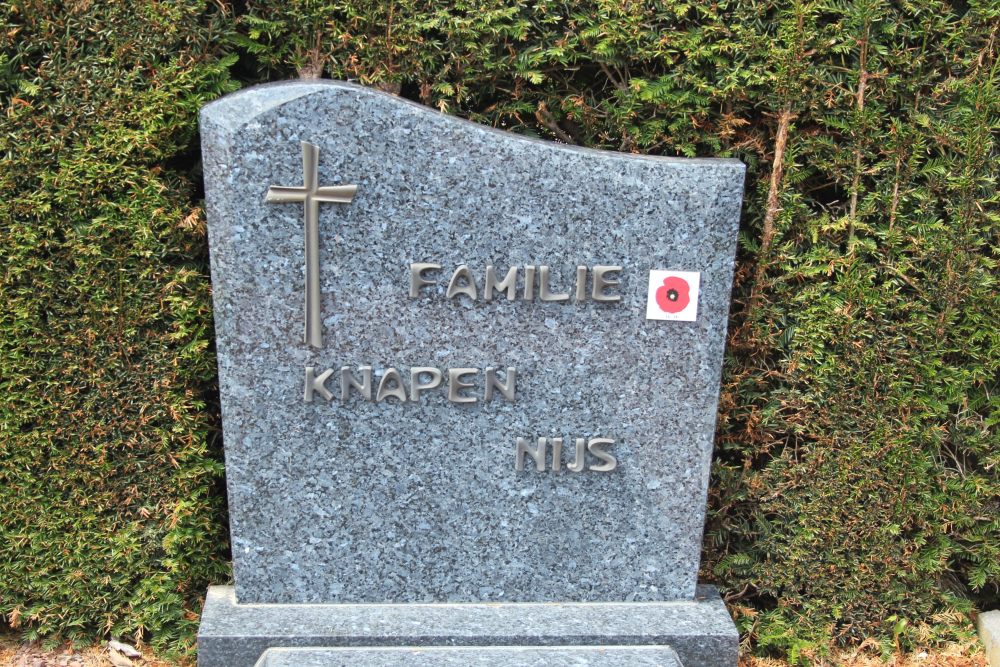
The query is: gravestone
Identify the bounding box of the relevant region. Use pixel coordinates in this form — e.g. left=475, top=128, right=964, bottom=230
left=197, top=81, right=745, bottom=667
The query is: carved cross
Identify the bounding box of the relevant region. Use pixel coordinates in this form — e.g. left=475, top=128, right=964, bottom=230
left=266, top=141, right=357, bottom=349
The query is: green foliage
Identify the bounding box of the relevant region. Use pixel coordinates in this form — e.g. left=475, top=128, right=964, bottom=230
left=232, top=3, right=998, bottom=654
left=2, top=0, right=997, bottom=661
left=0, top=0, right=236, bottom=655
left=231, top=0, right=1000, bottom=657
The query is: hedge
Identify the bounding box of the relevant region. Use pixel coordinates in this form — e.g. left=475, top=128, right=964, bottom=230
left=1, top=0, right=997, bottom=661
left=0, top=0, right=235, bottom=653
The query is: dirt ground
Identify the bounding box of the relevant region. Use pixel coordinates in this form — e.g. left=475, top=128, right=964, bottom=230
left=741, top=642, right=987, bottom=667
left=0, top=640, right=178, bottom=667
left=0, top=635, right=987, bottom=667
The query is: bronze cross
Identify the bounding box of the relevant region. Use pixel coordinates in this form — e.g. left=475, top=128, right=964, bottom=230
left=266, top=141, right=357, bottom=349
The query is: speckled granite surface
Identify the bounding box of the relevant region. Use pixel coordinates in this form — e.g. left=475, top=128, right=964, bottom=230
left=200, top=585, right=736, bottom=667
left=254, top=645, right=683, bottom=666
left=200, top=81, right=744, bottom=605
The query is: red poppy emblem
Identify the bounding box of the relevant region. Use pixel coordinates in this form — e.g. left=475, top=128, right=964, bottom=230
left=655, top=276, right=690, bottom=313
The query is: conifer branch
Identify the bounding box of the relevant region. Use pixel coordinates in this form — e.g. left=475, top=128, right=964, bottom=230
left=535, top=104, right=577, bottom=144
left=598, top=61, right=628, bottom=92
left=889, top=153, right=901, bottom=230
left=749, top=105, right=795, bottom=313
left=847, top=22, right=870, bottom=253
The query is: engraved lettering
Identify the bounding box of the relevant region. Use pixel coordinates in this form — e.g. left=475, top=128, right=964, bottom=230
left=340, top=365, right=373, bottom=402
left=550, top=437, right=563, bottom=472
left=446, top=265, right=478, bottom=300
left=304, top=366, right=334, bottom=402
left=412, top=264, right=623, bottom=304
left=567, top=437, right=587, bottom=472
left=447, top=368, right=478, bottom=403
left=523, top=265, right=536, bottom=301
left=587, top=438, right=617, bottom=472
left=484, top=265, right=518, bottom=301
left=309, top=366, right=518, bottom=404
left=592, top=265, right=622, bottom=302
left=409, top=262, right=442, bottom=298
left=376, top=368, right=408, bottom=402
left=514, top=436, right=618, bottom=472
left=575, top=265, right=587, bottom=302
left=538, top=265, right=569, bottom=302
left=484, top=367, right=517, bottom=402
left=409, top=366, right=443, bottom=402
left=515, top=437, right=546, bottom=471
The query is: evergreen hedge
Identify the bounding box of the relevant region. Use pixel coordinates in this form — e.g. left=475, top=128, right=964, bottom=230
left=2, top=0, right=997, bottom=661
left=0, top=0, right=235, bottom=652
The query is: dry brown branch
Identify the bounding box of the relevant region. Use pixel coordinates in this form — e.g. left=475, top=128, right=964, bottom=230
left=748, top=106, right=795, bottom=313
left=535, top=103, right=577, bottom=144
left=847, top=23, right=870, bottom=252
left=598, top=61, right=628, bottom=92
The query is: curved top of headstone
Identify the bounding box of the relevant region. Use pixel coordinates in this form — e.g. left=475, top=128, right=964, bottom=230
left=202, top=80, right=744, bottom=169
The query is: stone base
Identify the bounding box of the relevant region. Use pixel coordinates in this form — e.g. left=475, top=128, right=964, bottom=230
left=254, top=645, right=684, bottom=666
left=198, top=585, right=737, bottom=667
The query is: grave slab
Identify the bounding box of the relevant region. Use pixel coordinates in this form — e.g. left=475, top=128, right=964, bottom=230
left=201, top=585, right=734, bottom=667
left=253, top=645, right=684, bottom=667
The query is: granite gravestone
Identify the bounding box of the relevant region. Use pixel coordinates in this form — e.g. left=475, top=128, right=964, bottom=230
left=197, top=81, right=745, bottom=667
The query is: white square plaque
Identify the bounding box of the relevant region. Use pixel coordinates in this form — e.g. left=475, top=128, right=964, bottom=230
left=646, top=270, right=701, bottom=322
